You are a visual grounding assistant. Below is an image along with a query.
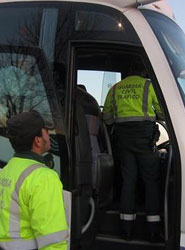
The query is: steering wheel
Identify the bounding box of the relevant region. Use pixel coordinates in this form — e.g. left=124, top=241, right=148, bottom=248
left=157, top=140, right=170, bottom=150
left=156, top=120, right=170, bottom=151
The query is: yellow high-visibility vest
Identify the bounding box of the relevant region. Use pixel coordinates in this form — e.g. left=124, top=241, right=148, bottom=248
left=103, top=76, right=162, bottom=125
left=0, top=156, right=68, bottom=250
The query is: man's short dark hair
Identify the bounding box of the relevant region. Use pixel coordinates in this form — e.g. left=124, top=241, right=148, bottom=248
left=7, top=110, right=53, bottom=153
left=9, top=131, right=42, bottom=152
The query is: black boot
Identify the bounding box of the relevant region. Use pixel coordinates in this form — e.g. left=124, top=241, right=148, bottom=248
left=149, top=232, right=164, bottom=243
left=120, top=220, right=135, bottom=241
left=147, top=221, right=163, bottom=243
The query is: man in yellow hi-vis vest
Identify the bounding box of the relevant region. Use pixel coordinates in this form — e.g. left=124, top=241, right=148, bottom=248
left=0, top=111, right=68, bottom=250
left=103, top=73, right=163, bottom=242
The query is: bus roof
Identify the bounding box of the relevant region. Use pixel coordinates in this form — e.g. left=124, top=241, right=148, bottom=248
left=0, top=0, right=163, bottom=11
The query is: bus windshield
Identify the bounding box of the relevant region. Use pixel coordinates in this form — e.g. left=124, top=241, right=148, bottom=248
left=142, top=10, right=185, bottom=105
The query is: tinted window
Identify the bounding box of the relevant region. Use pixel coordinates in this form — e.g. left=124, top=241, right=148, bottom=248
left=0, top=2, right=141, bottom=68
left=0, top=54, right=50, bottom=119
left=0, top=8, right=41, bottom=46
left=75, top=11, right=124, bottom=32
left=0, top=46, right=65, bottom=178
left=142, top=10, right=185, bottom=107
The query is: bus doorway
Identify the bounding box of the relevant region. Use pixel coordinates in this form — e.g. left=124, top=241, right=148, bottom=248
left=0, top=1, right=182, bottom=249
left=70, top=44, right=175, bottom=250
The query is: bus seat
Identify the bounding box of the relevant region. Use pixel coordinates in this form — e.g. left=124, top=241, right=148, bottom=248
left=76, top=86, right=114, bottom=208
left=86, top=114, right=101, bottom=188
left=86, top=114, right=114, bottom=207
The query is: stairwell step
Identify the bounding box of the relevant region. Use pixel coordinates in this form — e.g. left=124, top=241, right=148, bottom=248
left=98, top=210, right=147, bottom=237
left=94, top=234, right=165, bottom=250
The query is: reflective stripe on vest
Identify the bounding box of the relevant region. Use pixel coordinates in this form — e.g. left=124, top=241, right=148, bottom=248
left=0, top=229, right=69, bottom=250
left=147, top=215, right=161, bottom=222
left=37, top=230, right=68, bottom=248
left=0, top=238, right=37, bottom=250
left=120, top=213, right=136, bottom=221
left=142, top=79, right=151, bottom=117
left=115, top=116, right=155, bottom=123
left=5, top=163, right=68, bottom=249
left=9, top=164, right=43, bottom=239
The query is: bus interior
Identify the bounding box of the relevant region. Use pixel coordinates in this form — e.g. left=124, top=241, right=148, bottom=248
left=68, top=44, right=176, bottom=250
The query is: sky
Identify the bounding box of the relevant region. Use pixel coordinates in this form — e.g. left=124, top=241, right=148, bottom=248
left=167, top=0, right=185, bottom=32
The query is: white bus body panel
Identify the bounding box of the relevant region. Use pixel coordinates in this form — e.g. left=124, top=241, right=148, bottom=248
left=0, top=0, right=162, bottom=11
left=124, top=7, right=185, bottom=247
left=143, top=1, right=174, bottom=19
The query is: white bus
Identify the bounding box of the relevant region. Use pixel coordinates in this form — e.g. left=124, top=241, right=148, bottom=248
left=0, top=0, right=185, bottom=250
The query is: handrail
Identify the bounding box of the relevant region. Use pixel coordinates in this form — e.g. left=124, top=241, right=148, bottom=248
left=81, top=197, right=95, bottom=234
left=164, top=144, right=173, bottom=241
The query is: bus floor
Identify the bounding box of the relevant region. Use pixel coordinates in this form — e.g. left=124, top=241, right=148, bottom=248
left=89, top=177, right=165, bottom=250
left=91, top=238, right=165, bottom=250
left=90, top=207, right=165, bottom=250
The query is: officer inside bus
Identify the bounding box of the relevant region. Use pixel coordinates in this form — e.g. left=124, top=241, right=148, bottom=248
left=103, top=65, right=163, bottom=242
left=0, top=111, right=68, bottom=250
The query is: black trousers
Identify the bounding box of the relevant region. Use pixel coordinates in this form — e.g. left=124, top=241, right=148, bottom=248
left=114, top=121, right=160, bottom=216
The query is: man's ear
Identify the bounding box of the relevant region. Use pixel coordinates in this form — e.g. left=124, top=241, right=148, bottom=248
left=33, top=136, right=41, bottom=148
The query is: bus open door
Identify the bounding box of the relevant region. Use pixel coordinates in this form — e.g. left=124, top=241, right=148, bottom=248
left=0, top=1, right=184, bottom=250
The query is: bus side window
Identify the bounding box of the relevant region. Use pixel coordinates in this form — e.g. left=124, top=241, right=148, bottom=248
left=0, top=51, right=62, bottom=177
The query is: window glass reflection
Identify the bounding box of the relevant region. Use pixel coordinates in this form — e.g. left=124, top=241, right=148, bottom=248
left=75, top=11, right=124, bottom=31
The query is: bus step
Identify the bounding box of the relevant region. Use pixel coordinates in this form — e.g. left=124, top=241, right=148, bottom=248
left=98, top=210, right=154, bottom=239
left=92, top=234, right=165, bottom=250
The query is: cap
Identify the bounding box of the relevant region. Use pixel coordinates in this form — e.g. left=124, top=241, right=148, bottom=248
left=7, top=111, right=54, bottom=138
